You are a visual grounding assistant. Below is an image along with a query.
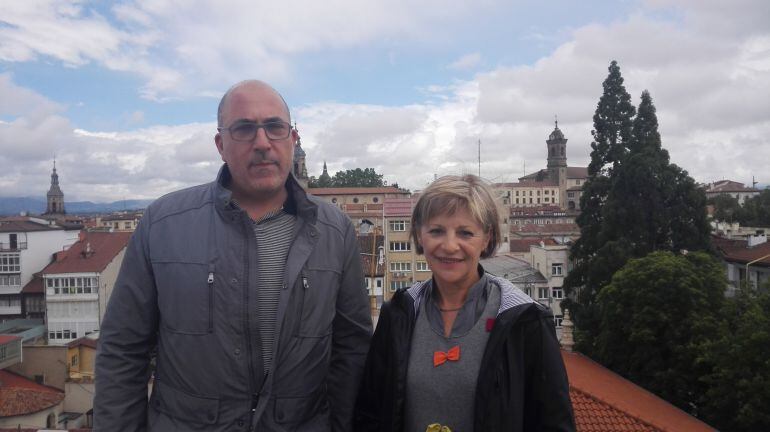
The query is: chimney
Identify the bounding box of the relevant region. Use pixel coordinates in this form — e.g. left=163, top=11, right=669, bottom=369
left=560, top=309, right=575, bottom=352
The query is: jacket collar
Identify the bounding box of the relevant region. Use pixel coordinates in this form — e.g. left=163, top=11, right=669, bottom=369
left=405, top=272, right=534, bottom=318
left=213, top=163, right=317, bottom=223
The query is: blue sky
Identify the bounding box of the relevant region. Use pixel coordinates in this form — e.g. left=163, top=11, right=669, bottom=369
left=1, top=0, right=768, bottom=201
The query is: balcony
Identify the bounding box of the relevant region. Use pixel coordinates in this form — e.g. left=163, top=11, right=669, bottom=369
left=0, top=304, right=22, bottom=315
left=0, top=242, right=27, bottom=251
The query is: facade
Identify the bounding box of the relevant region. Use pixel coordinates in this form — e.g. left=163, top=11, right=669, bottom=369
left=41, top=231, right=131, bottom=345
left=704, top=179, right=760, bottom=205
left=383, top=198, right=431, bottom=301
left=713, top=234, right=770, bottom=292
left=0, top=370, right=65, bottom=429
left=358, top=234, right=385, bottom=310
left=0, top=217, right=79, bottom=320
left=529, top=241, right=570, bottom=328
left=98, top=211, right=143, bottom=232
left=494, top=122, right=588, bottom=211
left=308, top=186, right=410, bottom=235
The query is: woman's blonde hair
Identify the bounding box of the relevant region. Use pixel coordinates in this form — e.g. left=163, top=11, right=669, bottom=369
left=410, top=174, right=501, bottom=258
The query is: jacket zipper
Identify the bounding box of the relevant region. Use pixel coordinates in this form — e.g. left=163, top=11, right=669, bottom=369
left=239, top=217, right=258, bottom=426
left=207, top=265, right=215, bottom=333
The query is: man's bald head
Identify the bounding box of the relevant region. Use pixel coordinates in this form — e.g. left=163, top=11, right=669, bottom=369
left=217, top=80, right=291, bottom=127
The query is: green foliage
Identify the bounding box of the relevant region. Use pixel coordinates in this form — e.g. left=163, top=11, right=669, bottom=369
left=595, top=251, right=725, bottom=410
left=564, top=65, right=711, bottom=356
left=711, top=188, right=770, bottom=227
left=309, top=167, right=385, bottom=188
left=697, top=282, right=770, bottom=431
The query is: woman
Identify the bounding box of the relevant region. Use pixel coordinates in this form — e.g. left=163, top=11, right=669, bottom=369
left=354, top=175, right=575, bottom=432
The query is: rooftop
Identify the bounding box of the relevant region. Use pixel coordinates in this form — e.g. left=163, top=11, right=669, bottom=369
left=482, top=254, right=547, bottom=284
left=0, top=370, right=64, bottom=418
left=308, top=186, right=408, bottom=196
left=713, top=235, right=770, bottom=267
left=383, top=198, right=416, bottom=217
left=0, top=217, right=65, bottom=233
left=563, top=351, right=715, bottom=431
left=42, top=231, right=132, bottom=274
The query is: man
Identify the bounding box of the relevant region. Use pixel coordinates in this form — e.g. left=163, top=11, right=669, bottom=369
left=95, top=80, right=373, bottom=431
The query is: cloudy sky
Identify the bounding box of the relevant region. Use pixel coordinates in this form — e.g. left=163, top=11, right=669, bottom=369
left=1, top=0, right=768, bottom=202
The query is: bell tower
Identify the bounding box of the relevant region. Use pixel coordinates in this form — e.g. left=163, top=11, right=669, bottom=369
left=44, top=159, right=66, bottom=215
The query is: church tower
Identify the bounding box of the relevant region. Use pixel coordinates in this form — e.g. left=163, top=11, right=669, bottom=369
left=292, top=124, right=309, bottom=189
left=546, top=118, right=568, bottom=206
left=45, top=160, right=66, bottom=215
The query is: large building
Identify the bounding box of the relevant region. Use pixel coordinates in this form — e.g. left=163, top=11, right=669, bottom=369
left=494, top=121, right=588, bottom=212
left=41, top=231, right=131, bottom=345
left=704, top=179, right=760, bottom=205
left=382, top=198, right=432, bottom=301
left=0, top=217, right=79, bottom=320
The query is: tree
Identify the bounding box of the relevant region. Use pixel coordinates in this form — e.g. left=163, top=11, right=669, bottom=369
left=563, top=61, right=637, bottom=353
left=708, top=194, right=742, bottom=223
left=594, top=251, right=725, bottom=411
left=697, top=281, right=770, bottom=431
left=564, top=69, right=711, bottom=355
left=331, top=168, right=384, bottom=188
left=738, top=188, right=770, bottom=227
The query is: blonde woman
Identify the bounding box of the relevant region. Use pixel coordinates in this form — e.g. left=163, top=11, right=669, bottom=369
left=355, top=175, right=575, bottom=431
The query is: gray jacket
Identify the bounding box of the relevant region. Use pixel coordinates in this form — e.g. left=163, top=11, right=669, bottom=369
left=94, top=165, right=373, bottom=431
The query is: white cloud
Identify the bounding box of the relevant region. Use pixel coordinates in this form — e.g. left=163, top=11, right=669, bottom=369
left=448, top=53, right=482, bottom=71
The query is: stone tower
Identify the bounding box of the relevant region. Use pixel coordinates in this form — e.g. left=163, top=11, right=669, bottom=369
left=292, top=124, right=309, bottom=189
left=546, top=119, right=568, bottom=206
left=45, top=160, right=66, bottom=215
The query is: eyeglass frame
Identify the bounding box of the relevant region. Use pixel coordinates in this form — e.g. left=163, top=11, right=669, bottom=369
left=216, top=119, right=294, bottom=142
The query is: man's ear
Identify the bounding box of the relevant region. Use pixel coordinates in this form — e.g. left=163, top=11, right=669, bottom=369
left=214, top=133, right=225, bottom=160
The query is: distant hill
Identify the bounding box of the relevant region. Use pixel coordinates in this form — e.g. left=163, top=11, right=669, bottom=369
left=0, top=197, right=155, bottom=216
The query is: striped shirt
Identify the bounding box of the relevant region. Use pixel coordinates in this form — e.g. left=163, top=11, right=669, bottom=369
left=250, top=207, right=296, bottom=374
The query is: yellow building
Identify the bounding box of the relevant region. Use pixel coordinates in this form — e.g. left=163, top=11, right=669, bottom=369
left=382, top=198, right=431, bottom=301
left=66, top=336, right=97, bottom=382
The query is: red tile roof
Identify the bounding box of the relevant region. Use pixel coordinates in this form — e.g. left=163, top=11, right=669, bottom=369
left=512, top=223, right=580, bottom=234
left=563, top=351, right=715, bottom=431
left=566, top=167, right=589, bottom=179
left=383, top=198, right=416, bottom=217
left=0, top=370, right=64, bottom=417
left=509, top=238, right=558, bottom=252
left=0, top=218, right=63, bottom=233
left=42, top=231, right=131, bottom=274
left=67, top=336, right=98, bottom=349
left=0, top=335, right=21, bottom=344
left=705, top=180, right=759, bottom=193
left=713, top=235, right=770, bottom=267
left=308, top=187, right=407, bottom=195
left=21, top=273, right=44, bottom=294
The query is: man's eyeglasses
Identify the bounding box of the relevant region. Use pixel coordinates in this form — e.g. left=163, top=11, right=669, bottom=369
left=217, top=120, right=292, bottom=142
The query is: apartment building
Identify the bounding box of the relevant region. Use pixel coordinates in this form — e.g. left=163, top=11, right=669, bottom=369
left=382, top=198, right=432, bottom=301
left=41, top=231, right=131, bottom=345
left=0, top=217, right=79, bottom=320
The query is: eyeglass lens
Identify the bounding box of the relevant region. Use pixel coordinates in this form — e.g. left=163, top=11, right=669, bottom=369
left=230, top=121, right=290, bottom=141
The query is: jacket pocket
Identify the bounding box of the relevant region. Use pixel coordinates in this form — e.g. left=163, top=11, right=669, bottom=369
left=150, top=380, right=221, bottom=426
left=296, top=268, right=339, bottom=337
left=273, top=390, right=329, bottom=428
left=153, top=261, right=214, bottom=335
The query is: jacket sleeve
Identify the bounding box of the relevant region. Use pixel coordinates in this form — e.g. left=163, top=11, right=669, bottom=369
left=530, top=311, right=576, bottom=432
left=354, top=298, right=394, bottom=431
left=94, top=206, right=159, bottom=431
left=327, top=220, right=373, bottom=431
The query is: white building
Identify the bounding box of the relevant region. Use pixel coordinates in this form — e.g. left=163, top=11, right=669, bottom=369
left=42, top=231, right=131, bottom=345
left=704, top=180, right=760, bottom=205
left=0, top=217, right=79, bottom=319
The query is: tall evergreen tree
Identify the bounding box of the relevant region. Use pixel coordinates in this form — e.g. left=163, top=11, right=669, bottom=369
left=563, top=61, right=636, bottom=351
left=564, top=70, right=710, bottom=355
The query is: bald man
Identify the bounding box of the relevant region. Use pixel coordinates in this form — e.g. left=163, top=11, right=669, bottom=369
left=95, top=80, right=372, bottom=431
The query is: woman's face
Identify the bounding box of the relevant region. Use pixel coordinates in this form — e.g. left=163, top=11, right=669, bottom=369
left=418, top=207, right=490, bottom=291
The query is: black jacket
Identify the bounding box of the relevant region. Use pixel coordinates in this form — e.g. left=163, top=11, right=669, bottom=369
left=354, top=276, right=575, bottom=431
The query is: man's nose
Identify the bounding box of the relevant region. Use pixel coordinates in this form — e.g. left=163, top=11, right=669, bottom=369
left=250, top=127, right=271, bottom=151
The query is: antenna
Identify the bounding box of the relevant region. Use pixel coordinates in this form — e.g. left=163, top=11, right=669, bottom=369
left=478, top=139, right=481, bottom=177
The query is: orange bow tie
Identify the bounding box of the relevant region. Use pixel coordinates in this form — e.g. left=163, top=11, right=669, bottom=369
left=433, top=345, right=460, bottom=367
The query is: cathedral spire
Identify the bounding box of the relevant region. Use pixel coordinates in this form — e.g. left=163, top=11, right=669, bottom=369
left=45, top=159, right=65, bottom=215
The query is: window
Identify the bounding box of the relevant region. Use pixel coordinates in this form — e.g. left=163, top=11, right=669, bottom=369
left=389, top=241, right=411, bottom=252
left=49, top=276, right=98, bottom=295
left=0, top=274, right=21, bottom=287
left=389, top=262, right=411, bottom=272
left=567, top=192, right=575, bottom=198
left=389, top=220, right=407, bottom=231
left=523, top=287, right=532, bottom=297
left=416, top=261, right=429, bottom=271
left=551, top=263, right=563, bottom=276
left=544, top=198, right=549, bottom=203
left=554, top=315, right=564, bottom=327
left=515, top=191, right=519, bottom=196
left=390, top=280, right=411, bottom=291
left=376, top=279, right=382, bottom=288
left=537, top=190, right=541, bottom=196
left=72, top=354, right=78, bottom=367
left=372, top=197, right=379, bottom=203
left=515, top=198, right=519, bottom=204
left=124, top=221, right=131, bottom=229
left=331, top=198, right=337, bottom=203
left=552, top=288, right=563, bottom=299
left=0, top=253, right=20, bottom=272
left=538, top=287, right=549, bottom=299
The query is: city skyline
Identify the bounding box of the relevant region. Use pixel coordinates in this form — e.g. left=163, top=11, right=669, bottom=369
left=1, top=0, right=768, bottom=202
